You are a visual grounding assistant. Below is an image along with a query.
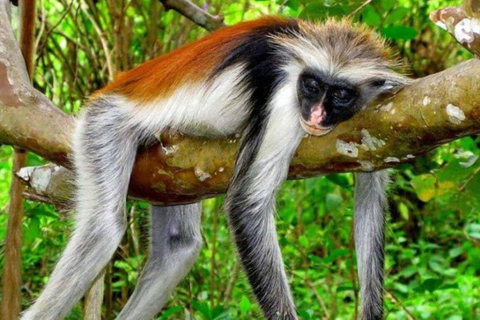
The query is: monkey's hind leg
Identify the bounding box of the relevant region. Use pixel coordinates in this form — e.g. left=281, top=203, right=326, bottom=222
left=116, top=203, right=202, bottom=320
left=22, top=101, right=140, bottom=320
left=354, top=171, right=389, bottom=320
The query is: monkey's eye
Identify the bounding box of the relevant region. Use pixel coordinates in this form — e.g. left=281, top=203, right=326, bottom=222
left=333, top=89, right=354, bottom=105
left=371, top=79, right=386, bottom=87
left=302, top=77, right=320, bottom=96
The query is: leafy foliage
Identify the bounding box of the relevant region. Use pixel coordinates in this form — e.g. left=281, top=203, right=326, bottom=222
left=1, top=0, right=479, bottom=319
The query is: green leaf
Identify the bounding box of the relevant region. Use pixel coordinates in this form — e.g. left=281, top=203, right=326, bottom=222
left=325, top=193, right=343, bottom=211
left=442, top=283, right=459, bottom=290
left=337, top=284, right=354, bottom=292
left=192, top=301, right=212, bottom=318
left=362, top=5, right=381, bottom=27
left=398, top=202, right=409, bottom=220
left=299, top=3, right=344, bottom=21
left=285, top=0, right=300, bottom=11
left=465, top=173, right=480, bottom=197
left=428, top=260, right=447, bottom=275
left=381, top=0, right=396, bottom=11
left=158, top=306, right=183, bottom=320
left=298, top=309, right=312, bottom=320
left=411, top=174, right=436, bottom=202
left=398, top=265, right=418, bottom=278
left=466, top=223, right=480, bottom=239
left=384, top=7, right=410, bottom=24
left=308, top=254, right=323, bottom=265
left=437, top=158, right=476, bottom=182
left=324, top=249, right=349, bottom=263
left=421, top=278, right=444, bottom=293
left=449, top=246, right=464, bottom=258
left=393, top=282, right=409, bottom=293
left=212, top=305, right=230, bottom=319
left=299, top=3, right=326, bottom=21
left=299, top=235, right=309, bottom=248
left=239, top=296, right=251, bottom=315
left=24, top=217, right=41, bottom=244
left=326, top=173, right=351, bottom=188
left=381, top=26, right=418, bottom=40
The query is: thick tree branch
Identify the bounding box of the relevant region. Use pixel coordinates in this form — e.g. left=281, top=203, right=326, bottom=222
left=2, top=0, right=480, bottom=205
left=159, top=0, right=225, bottom=31
left=10, top=59, right=480, bottom=206
left=1, top=0, right=36, bottom=318
left=16, top=164, right=73, bottom=207
left=0, top=0, right=74, bottom=165
left=430, top=0, right=480, bottom=57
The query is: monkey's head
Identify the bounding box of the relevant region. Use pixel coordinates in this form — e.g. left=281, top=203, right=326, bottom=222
left=277, top=19, right=409, bottom=136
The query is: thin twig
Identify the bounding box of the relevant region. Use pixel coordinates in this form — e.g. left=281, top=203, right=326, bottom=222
left=385, top=289, right=418, bottom=320
left=36, top=0, right=73, bottom=55
left=34, top=0, right=45, bottom=50
left=349, top=219, right=359, bottom=320
left=348, top=0, right=372, bottom=18
left=458, top=165, right=480, bottom=191
left=159, top=0, right=225, bottom=31
left=305, top=279, right=331, bottom=319
left=209, top=198, right=221, bottom=307
left=81, top=2, right=114, bottom=80
left=222, top=261, right=240, bottom=306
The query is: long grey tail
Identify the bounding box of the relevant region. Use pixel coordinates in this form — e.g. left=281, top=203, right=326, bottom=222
left=354, top=170, right=389, bottom=320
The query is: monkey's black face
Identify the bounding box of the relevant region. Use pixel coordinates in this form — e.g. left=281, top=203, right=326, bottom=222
left=297, top=69, right=362, bottom=136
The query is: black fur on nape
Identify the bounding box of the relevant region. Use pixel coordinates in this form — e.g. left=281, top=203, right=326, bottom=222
left=212, top=19, right=299, bottom=113
left=211, top=19, right=300, bottom=168
left=220, top=20, right=301, bottom=319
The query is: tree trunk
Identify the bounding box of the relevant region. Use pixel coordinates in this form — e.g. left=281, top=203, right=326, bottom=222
left=1, top=0, right=36, bottom=319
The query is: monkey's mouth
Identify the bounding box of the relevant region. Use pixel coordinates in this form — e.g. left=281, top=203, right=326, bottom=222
left=300, top=119, right=335, bottom=136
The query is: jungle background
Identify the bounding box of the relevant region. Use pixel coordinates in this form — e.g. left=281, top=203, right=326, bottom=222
left=1, top=0, right=480, bottom=319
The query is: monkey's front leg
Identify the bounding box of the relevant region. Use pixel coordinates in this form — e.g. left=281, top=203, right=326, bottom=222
left=225, top=111, right=303, bottom=320
left=226, top=193, right=295, bottom=319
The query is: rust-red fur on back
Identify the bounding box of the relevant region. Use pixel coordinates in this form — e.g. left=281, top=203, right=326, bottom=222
left=95, top=17, right=292, bottom=104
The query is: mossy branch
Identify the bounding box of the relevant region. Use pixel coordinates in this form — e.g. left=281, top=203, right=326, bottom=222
left=1, top=0, right=480, bottom=205
left=430, top=0, right=480, bottom=57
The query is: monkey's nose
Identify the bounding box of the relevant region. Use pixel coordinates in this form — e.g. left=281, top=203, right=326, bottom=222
left=309, top=104, right=326, bottom=125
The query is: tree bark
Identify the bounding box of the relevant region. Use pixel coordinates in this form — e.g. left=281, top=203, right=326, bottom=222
left=159, top=0, right=225, bottom=31
left=1, top=0, right=480, bottom=205
left=430, top=0, right=480, bottom=57
left=0, top=0, right=73, bottom=165
left=11, top=58, right=480, bottom=206
left=83, top=271, right=106, bottom=320
left=1, top=0, right=36, bottom=319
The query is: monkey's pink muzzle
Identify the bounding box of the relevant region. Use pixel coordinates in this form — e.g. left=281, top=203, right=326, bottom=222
left=300, top=103, right=335, bottom=136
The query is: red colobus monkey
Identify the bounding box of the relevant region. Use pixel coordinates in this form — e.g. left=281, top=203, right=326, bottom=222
left=23, top=17, right=408, bottom=320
